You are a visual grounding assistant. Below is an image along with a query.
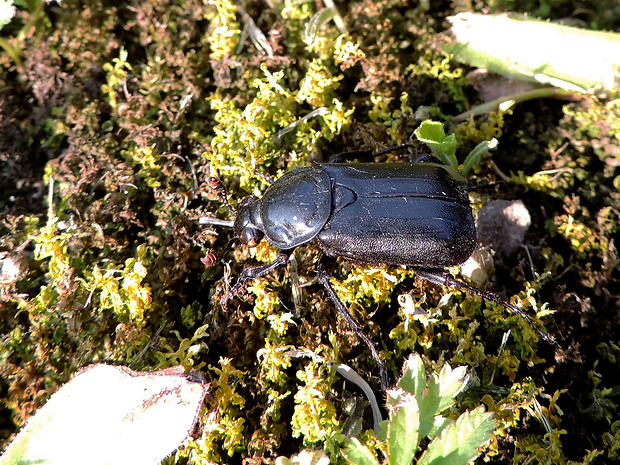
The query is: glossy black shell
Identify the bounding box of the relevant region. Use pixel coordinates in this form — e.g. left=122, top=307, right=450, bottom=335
left=236, top=162, right=476, bottom=267
left=239, top=166, right=332, bottom=249
left=316, top=163, right=476, bottom=267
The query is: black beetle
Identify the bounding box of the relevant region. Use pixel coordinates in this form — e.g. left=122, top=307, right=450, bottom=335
left=206, top=148, right=553, bottom=389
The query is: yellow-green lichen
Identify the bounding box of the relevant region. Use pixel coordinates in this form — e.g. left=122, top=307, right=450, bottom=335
left=297, top=59, right=342, bottom=107
left=121, top=144, right=162, bottom=189
left=455, top=109, right=511, bottom=145
left=406, top=55, right=468, bottom=110
left=549, top=212, right=610, bottom=261
left=332, top=265, right=411, bottom=308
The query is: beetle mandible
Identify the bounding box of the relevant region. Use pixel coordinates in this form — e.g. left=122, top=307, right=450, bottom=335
left=206, top=147, right=554, bottom=390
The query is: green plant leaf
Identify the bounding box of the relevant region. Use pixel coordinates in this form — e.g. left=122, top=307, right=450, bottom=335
left=461, top=139, right=498, bottom=176
left=426, top=415, right=452, bottom=441
left=436, top=364, right=469, bottom=412
left=397, top=354, right=425, bottom=403
left=443, top=12, right=620, bottom=93
left=414, top=121, right=458, bottom=168
left=0, top=0, right=16, bottom=30
left=343, top=438, right=380, bottom=465
left=417, top=406, right=496, bottom=465
left=387, top=394, right=420, bottom=465
left=417, top=373, right=441, bottom=439
left=396, top=355, right=470, bottom=440
left=0, top=364, right=208, bottom=465
left=396, top=354, right=436, bottom=440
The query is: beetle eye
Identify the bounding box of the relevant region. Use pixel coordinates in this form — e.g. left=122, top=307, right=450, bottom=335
left=240, top=227, right=264, bottom=247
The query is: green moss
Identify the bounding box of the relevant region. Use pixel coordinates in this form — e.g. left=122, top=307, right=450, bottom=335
left=121, top=144, right=162, bottom=189
left=200, top=358, right=247, bottom=459
left=333, top=266, right=411, bottom=308
left=291, top=361, right=339, bottom=445
left=84, top=244, right=153, bottom=328
left=406, top=55, right=469, bottom=112
left=560, top=97, right=620, bottom=181
left=101, top=47, right=132, bottom=113
left=205, top=0, right=240, bottom=62
left=455, top=108, right=511, bottom=147
left=206, top=63, right=354, bottom=191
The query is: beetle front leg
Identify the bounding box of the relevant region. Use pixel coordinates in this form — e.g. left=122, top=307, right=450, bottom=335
left=415, top=268, right=556, bottom=345
left=317, top=262, right=388, bottom=390
left=222, top=252, right=290, bottom=306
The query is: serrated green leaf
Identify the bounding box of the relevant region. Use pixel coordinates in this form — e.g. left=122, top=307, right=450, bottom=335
left=417, top=406, right=497, bottom=465
left=398, top=354, right=425, bottom=402
left=417, top=375, right=440, bottom=439
left=343, top=438, right=380, bottom=465
left=415, top=120, right=446, bottom=143
left=426, top=415, right=451, bottom=441
left=377, top=419, right=389, bottom=441
left=436, top=365, right=469, bottom=412
left=416, top=363, right=470, bottom=439
left=395, top=356, right=474, bottom=441
left=387, top=395, right=420, bottom=465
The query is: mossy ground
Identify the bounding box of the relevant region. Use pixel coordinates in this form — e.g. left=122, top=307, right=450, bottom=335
left=1, top=0, right=619, bottom=464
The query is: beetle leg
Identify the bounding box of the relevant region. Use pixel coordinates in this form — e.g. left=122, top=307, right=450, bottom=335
left=412, top=153, right=443, bottom=164
left=374, top=144, right=415, bottom=158
left=328, top=149, right=374, bottom=164
left=222, top=252, right=290, bottom=306
left=329, top=144, right=419, bottom=164
left=415, top=268, right=556, bottom=345
left=317, top=263, right=388, bottom=390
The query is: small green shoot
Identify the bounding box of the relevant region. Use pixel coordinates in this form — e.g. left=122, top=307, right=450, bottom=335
left=415, top=120, right=497, bottom=175
left=414, top=121, right=458, bottom=168
left=461, top=138, right=498, bottom=176
left=343, top=354, right=496, bottom=465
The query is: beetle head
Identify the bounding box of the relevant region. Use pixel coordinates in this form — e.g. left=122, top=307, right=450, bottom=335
left=233, top=196, right=265, bottom=247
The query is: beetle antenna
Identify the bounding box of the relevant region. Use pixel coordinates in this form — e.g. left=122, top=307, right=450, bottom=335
left=415, top=269, right=557, bottom=346
left=207, top=177, right=235, bottom=216
left=317, top=262, right=388, bottom=390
